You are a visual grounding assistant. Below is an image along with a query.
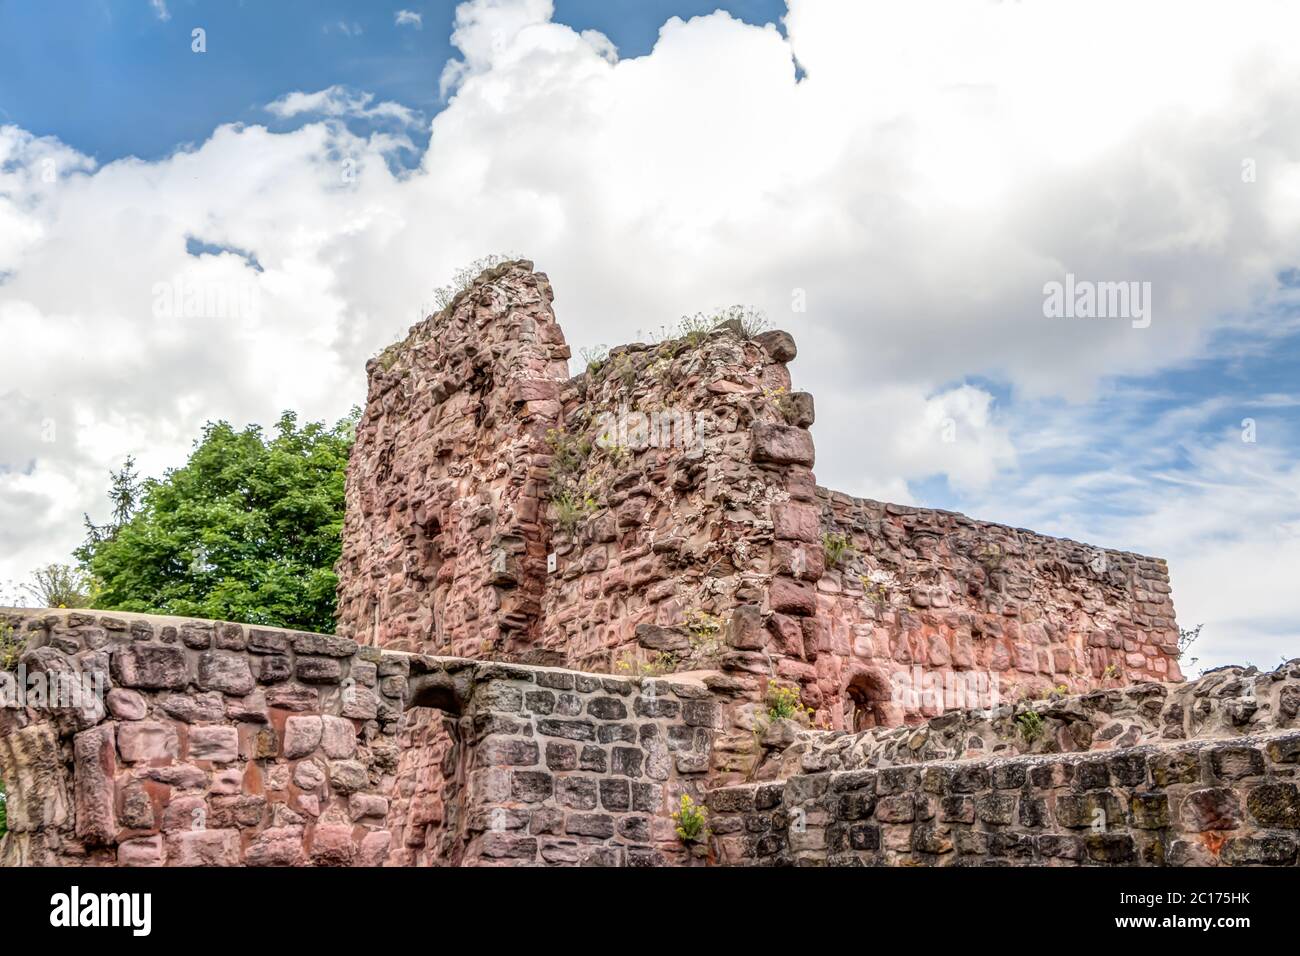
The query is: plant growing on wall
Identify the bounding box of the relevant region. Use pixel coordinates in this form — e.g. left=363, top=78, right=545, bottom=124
left=764, top=680, right=813, bottom=723
left=579, top=345, right=609, bottom=376
left=552, top=490, right=600, bottom=535
left=708, top=304, right=770, bottom=339
left=762, top=385, right=800, bottom=425
left=1017, top=709, right=1044, bottom=742
left=429, top=253, right=518, bottom=311
left=684, top=609, right=725, bottom=664
left=545, top=428, right=594, bottom=490
left=671, top=793, right=709, bottom=844
left=860, top=568, right=898, bottom=608
left=823, top=531, right=853, bottom=568
left=614, top=651, right=678, bottom=677
left=0, top=620, right=22, bottom=671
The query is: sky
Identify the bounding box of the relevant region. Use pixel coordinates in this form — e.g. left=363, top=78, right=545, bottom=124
left=0, top=0, right=1298, bottom=672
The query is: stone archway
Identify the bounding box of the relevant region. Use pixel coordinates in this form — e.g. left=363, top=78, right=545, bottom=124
left=844, top=667, right=898, bottom=733
left=388, top=667, right=475, bottom=866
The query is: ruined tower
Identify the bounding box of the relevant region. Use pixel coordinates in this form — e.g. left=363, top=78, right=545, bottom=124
left=336, top=260, right=1182, bottom=730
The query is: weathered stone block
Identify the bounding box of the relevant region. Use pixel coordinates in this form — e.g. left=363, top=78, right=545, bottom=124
left=197, top=651, right=255, bottom=696
left=73, top=724, right=117, bottom=845
left=752, top=423, right=814, bottom=466
left=111, top=643, right=188, bottom=690
left=117, top=720, right=179, bottom=763
left=188, top=725, right=239, bottom=763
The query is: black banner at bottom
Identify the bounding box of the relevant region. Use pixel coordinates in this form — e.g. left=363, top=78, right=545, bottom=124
left=1, top=865, right=1283, bottom=944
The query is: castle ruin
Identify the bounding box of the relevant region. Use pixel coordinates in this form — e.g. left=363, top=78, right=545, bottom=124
left=3, top=260, right=1297, bottom=868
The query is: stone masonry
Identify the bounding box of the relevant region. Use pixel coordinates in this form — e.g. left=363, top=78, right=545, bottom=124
left=1, top=605, right=1295, bottom=866
left=335, top=259, right=1180, bottom=747
left=5, top=259, right=1266, bottom=869
left=709, top=656, right=1300, bottom=867
left=0, top=608, right=716, bottom=867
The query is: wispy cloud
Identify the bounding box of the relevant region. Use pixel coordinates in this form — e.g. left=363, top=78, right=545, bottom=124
left=326, top=20, right=364, bottom=38
left=395, top=10, right=423, bottom=30
left=264, top=85, right=420, bottom=127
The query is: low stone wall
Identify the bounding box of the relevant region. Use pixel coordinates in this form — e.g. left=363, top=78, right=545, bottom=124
left=709, top=730, right=1300, bottom=866
left=751, top=659, right=1300, bottom=783
left=0, top=608, right=719, bottom=866
left=0, top=608, right=405, bottom=866
left=449, top=663, right=718, bottom=866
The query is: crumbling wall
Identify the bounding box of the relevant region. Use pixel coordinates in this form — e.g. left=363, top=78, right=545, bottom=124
left=708, top=659, right=1300, bottom=866
left=753, top=659, right=1299, bottom=782
left=808, top=492, right=1182, bottom=731
left=333, top=261, right=1182, bottom=741
left=0, top=607, right=720, bottom=867
left=709, top=732, right=1300, bottom=867
left=538, top=322, right=814, bottom=680
left=335, top=260, right=570, bottom=659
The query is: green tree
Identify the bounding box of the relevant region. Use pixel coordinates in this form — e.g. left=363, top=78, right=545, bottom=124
left=77, top=409, right=358, bottom=633
left=82, top=455, right=142, bottom=546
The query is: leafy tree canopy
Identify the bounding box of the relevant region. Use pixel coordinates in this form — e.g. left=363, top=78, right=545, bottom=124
left=77, top=409, right=358, bottom=633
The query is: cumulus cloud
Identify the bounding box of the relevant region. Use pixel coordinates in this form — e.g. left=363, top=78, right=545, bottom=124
left=2, top=0, right=1299, bottom=663
left=395, top=10, right=423, bottom=30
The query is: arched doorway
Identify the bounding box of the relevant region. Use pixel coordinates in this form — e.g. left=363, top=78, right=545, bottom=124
left=845, top=669, right=893, bottom=733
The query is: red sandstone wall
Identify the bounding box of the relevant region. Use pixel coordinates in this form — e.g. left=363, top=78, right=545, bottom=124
left=0, top=608, right=720, bottom=868
left=334, top=261, right=1182, bottom=738
left=336, top=260, right=570, bottom=658
left=0, top=609, right=403, bottom=866
left=539, top=323, right=813, bottom=678
left=805, top=491, right=1181, bottom=731
left=385, top=707, right=467, bottom=865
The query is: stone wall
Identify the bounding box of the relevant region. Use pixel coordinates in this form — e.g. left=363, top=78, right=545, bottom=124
left=0, top=607, right=719, bottom=867
left=709, top=731, right=1300, bottom=867
left=810, top=490, right=1180, bottom=731
left=750, top=658, right=1292, bottom=785
left=3, top=607, right=1293, bottom=868
left=335, top=260, right=569, bottom=659
left=333, top=259, right=1181, bottom=738
left=709, top=659, right=1300, bottom=867
left=1, top=608, right=403, bottom=866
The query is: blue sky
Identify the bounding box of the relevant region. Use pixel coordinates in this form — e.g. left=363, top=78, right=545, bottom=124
left=1, top=0, right=1298, bottom=672
left=0, top=0, right=786, bottom=162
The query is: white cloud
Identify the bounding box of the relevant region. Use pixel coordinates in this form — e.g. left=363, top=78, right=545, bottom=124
left=395, top=10, right=423, bottom=30
left=265, top=86, right=421, bottom=128
left=2, top=0, right=1300, bottom=663
left=149, top=0, right=170, bottom=23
